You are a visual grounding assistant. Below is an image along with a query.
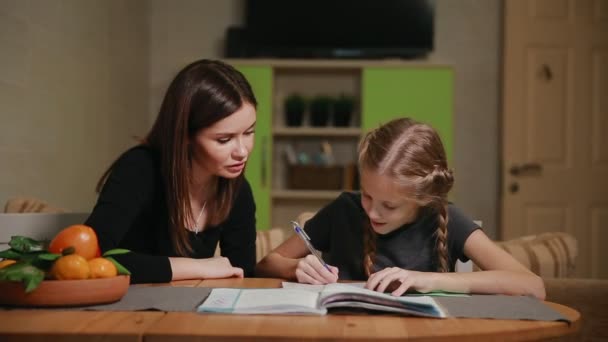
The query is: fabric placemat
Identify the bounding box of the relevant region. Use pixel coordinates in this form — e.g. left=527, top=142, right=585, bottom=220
left=436, top=295, right=570, bottom=322
left=0, top=286, right=211, bottom=312
left=83, top=286, right=212, bottom=311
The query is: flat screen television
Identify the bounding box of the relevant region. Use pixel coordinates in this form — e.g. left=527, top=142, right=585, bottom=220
left=226, top=0, right=435, bottom=59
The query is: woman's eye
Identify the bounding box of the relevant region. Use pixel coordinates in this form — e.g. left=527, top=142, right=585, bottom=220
left=245, top=130, right=255, bottom=135
left=383, top=203, right=396, bottom=210
left=217, top=138, right=231, bottom=144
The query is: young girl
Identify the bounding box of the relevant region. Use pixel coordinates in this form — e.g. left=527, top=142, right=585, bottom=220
left=86, top=59, right=257, bottom=284
left=256, top=118, right=545, bottom=299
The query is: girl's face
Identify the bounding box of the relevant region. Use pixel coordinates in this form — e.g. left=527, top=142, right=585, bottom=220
left=191, top=102, right=256, bottom=179
left=359, top=168, right=420, bottom=235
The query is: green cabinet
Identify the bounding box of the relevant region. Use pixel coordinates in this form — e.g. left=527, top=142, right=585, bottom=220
left=234, top=61, right=453, bottom=231
left=362, top=67, right=454, bottom=161
left=238, top=66, right=272, bottom=231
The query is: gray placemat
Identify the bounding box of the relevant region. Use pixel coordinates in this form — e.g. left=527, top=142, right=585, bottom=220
left=83, top=286, right=212, bottom=311
left=0, top=286, right=212, bottom=311
left=436, top=295, right=570, bottom=322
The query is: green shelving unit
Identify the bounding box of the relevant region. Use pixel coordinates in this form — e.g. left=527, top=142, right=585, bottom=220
left=233, top=60, right=453, bottom=230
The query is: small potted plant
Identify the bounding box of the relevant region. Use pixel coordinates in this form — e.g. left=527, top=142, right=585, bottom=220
left=309, top=95, right=333, bottom=127
left=332, top=94, right=355, bottom=127
left=284, top=94, right=307, bottom=127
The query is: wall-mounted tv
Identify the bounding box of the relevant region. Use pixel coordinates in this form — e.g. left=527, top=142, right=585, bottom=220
left=225, top=0, right=435, bottom=59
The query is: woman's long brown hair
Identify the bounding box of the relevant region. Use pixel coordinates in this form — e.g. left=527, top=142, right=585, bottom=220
left=96, top=59, right=257, bottom=256
left=358, top=118, right=454, bottom=276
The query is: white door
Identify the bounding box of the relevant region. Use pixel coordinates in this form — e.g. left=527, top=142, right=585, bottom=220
left=502, top=0, right=608, bottom=278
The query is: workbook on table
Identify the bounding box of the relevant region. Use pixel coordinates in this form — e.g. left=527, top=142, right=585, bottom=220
left=197, top=283, right=446, bottom=318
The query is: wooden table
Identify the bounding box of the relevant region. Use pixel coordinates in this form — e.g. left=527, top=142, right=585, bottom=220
left=0, top=278, right=580, bottom=341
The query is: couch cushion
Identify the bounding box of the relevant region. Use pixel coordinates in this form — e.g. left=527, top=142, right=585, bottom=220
left=214, top=227, right=291, bottom=262
left=474, top=232, right=578, bottom=278
left=255, top=228, right=291, bottom=262
left=4, top=197, right=65, bottom=213
left=296, top=212, right=316, bottom=227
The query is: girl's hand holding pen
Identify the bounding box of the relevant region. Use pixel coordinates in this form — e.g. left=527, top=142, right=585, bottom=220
left=295, top=254, right=339, bottom=285
left=289, top=220, right=339, bottom=284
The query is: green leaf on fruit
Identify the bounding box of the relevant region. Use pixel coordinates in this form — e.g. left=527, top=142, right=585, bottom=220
left=0, top=262, right=45, bottom=293
left=0, top=248, right=22, bottom=259
left=102, top=248, right=130, bottom=257
left=37, top=253, right=61, bottom=261
left=8, top=236, right=44, bottom=253
left=105, top=256, right=131, bottom=275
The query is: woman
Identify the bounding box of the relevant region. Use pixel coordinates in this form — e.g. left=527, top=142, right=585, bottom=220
left=86, top=59, right=257, bottom=283
left=256, top=118, right=545, bottom=299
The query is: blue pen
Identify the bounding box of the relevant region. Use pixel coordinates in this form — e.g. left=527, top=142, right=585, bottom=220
left=290, top=221, right=332, bottom=272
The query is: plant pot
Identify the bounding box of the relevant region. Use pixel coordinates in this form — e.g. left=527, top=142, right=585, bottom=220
left=285, top=110, right=304, bottom=127
left=310, top=110, right=329, bottom=127
left=332, top=110, right=352, bottom=127
left=332, top=94, right=355, bottom=127
left=309, top=95, right=333, bottom=127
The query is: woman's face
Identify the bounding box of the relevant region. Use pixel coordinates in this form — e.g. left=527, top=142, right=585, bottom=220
left=359, top=167, right=420, bottom=235
left=191, top=102, right=256, bottom=179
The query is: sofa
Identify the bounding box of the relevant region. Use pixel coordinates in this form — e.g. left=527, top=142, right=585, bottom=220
left=254, top=213, right=608, bottom=342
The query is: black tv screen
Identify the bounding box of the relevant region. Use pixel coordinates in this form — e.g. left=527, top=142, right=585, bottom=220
left=235, top=0, right=435, bottom=59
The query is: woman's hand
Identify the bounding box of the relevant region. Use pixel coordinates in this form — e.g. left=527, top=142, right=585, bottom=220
left=199, top=257, right=244, bottom=279
left=366, top=267, right=436, bottom=296
left=295, top=254, right=339, bottom=285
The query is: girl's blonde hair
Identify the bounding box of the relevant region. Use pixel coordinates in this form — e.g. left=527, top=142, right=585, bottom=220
left=358, top=118, right=454, bottom=276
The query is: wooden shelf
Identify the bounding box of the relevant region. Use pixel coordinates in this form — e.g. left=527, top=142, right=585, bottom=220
left=273, top=126, right=362, bottom=137
left=272, top=190, right=344, bottom=200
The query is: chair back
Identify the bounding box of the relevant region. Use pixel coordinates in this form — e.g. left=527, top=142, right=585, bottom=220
left=4, top=197, right=65, bottom=213
left=0, top=212, right=89, bottom=250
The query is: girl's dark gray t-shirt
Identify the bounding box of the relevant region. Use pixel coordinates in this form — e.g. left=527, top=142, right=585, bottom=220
left=303, top=192, right=480, bottom=280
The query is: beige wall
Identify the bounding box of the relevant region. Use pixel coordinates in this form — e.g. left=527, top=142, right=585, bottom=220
left=433, top=0, right=502, bottom=237
left=147, top=0, right=243, bottom=121
left=0, top=0, right=149, bottom=212
left=0, top=0, right=502, bottom=237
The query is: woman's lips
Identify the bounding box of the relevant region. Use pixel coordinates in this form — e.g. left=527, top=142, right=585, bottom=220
left=226, top=162, right=245, bottom=172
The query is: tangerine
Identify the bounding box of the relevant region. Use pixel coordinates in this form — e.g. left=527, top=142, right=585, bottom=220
left=0, top=259, right=16, bottom=269
left=50, top=254, right=90, bottom=280
left=49, top=224, right=100, bottom=260
left=88, top=258, right=117, bottom=278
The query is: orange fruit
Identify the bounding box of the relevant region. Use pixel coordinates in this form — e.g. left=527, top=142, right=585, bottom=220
left=0, top=259, right=16, bottom=269
left=50, top=254, right=90, bottom=280
left=88, top=258, right=117, bottom=278
left=49, top=224, right=100, bottom=260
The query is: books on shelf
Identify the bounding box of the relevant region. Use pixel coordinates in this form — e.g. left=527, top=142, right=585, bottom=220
left=197, top=283, right=446, bottom=318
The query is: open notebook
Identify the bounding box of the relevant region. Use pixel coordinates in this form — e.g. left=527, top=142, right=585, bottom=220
left=197, top=283, right=446, bottom=318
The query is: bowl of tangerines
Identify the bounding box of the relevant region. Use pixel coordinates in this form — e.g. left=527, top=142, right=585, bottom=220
left=0, top=224, right=130, bottom=307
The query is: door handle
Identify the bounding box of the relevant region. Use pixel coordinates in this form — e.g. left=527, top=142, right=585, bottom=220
left=509, top=163, right=542, bottom=176
left=539, top=64, right=553, bottom=81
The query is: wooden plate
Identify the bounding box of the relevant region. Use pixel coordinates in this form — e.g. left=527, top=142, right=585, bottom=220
left=0, top=275, right=130, bottom=307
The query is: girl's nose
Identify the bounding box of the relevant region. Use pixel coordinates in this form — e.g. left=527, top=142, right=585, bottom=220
left=367, top=204, right=382, bottom=221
